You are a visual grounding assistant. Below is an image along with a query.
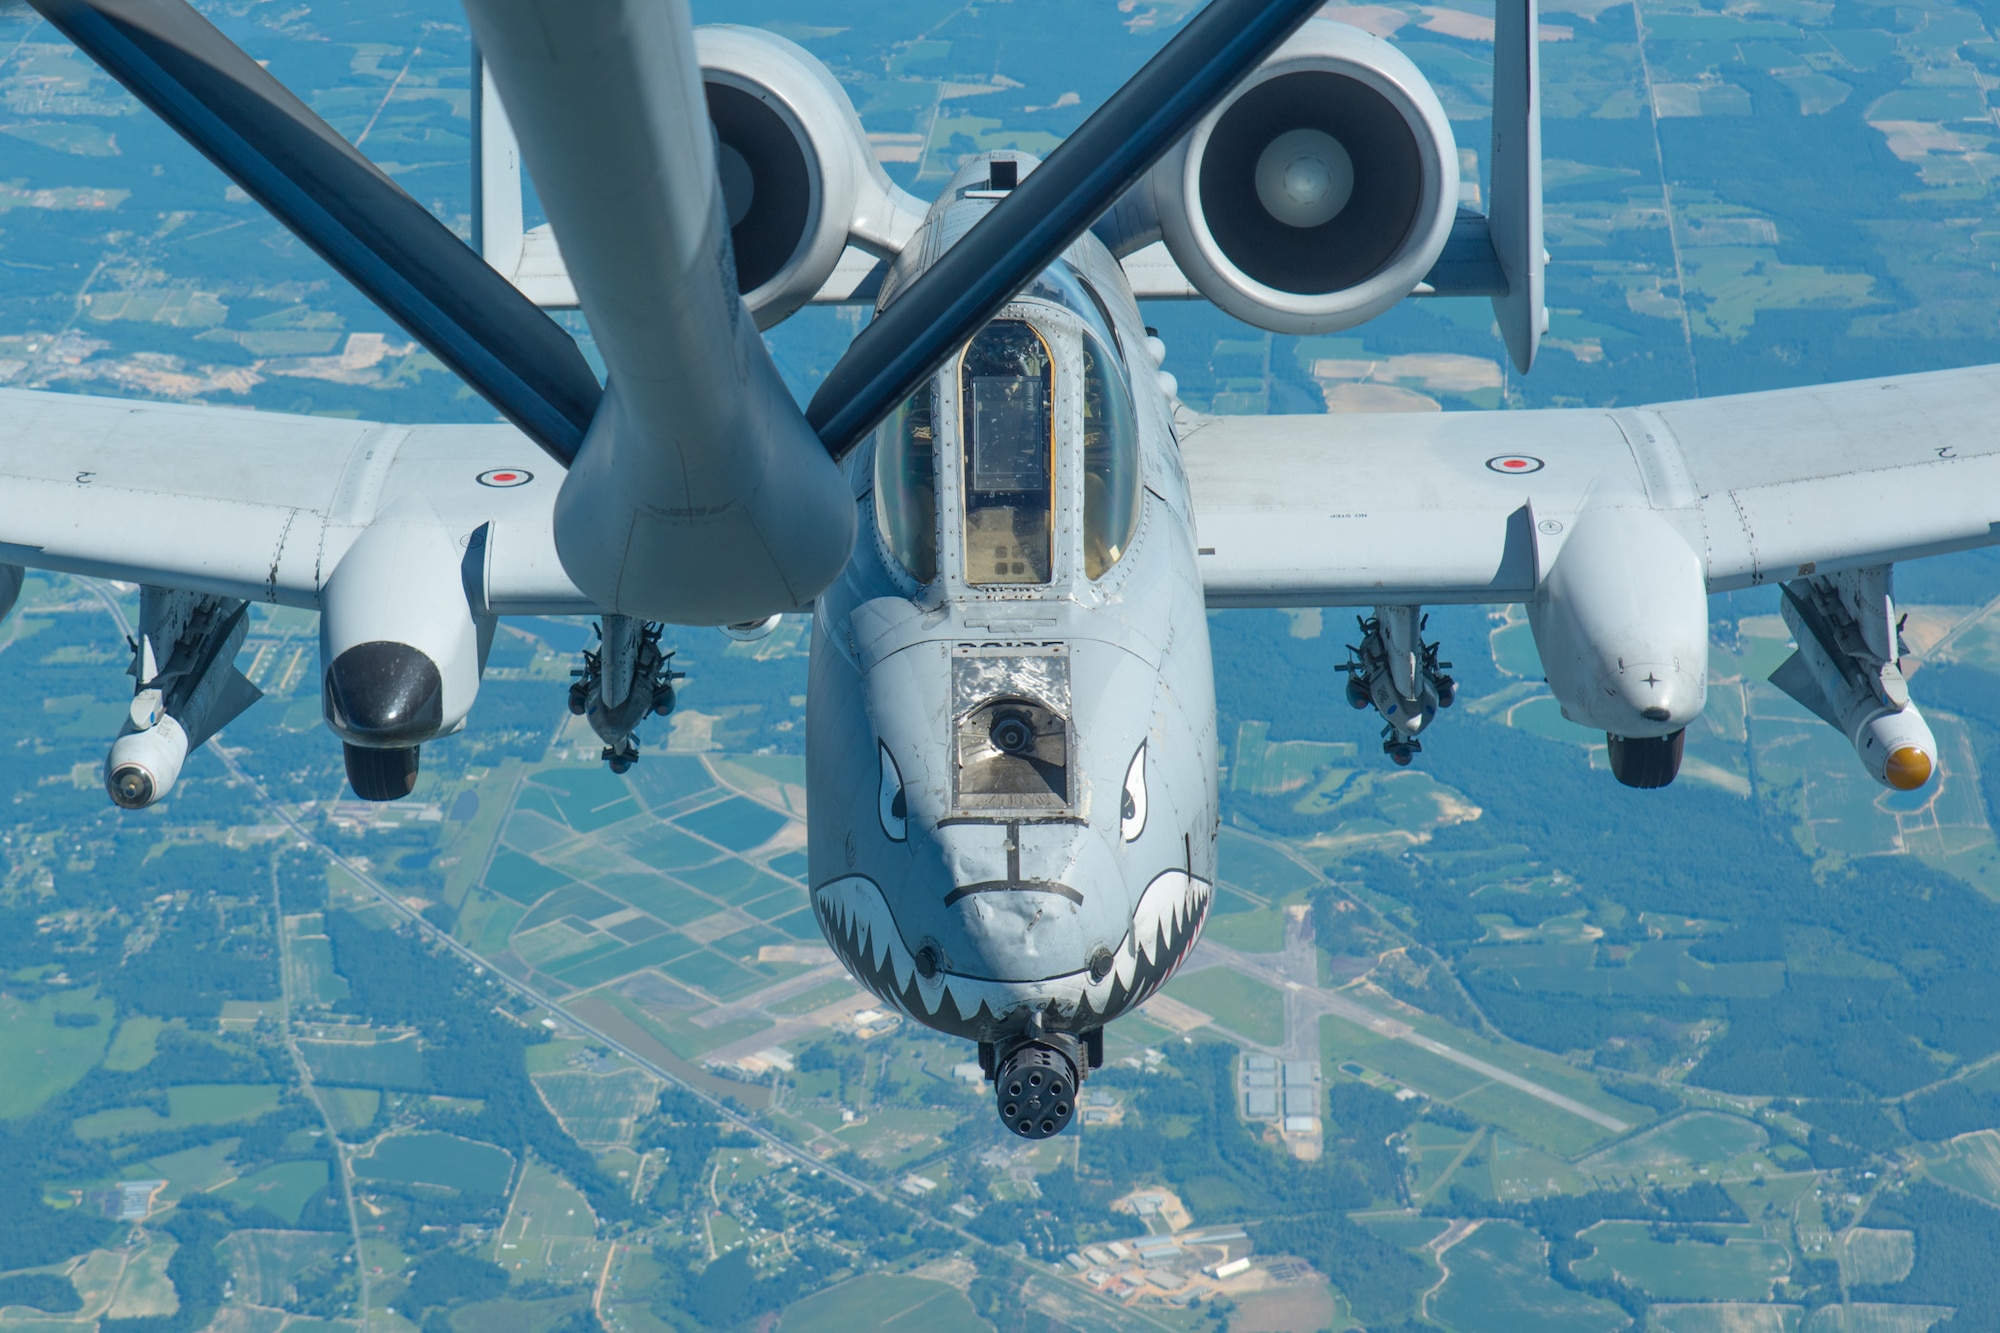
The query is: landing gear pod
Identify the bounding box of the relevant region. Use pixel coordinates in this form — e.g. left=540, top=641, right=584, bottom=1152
left=344, top=743, right=421, bottom=802
left=1607, top=729, right=1685, bottom=789
left=320, top=496, right=487, bottom=801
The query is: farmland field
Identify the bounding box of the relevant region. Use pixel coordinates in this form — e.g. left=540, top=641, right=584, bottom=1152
left=1163, top=967, right=1286, bottom=1046
left=0, top=990, right=112, bottom=1118
left=675, top=796, right=791, bottom=851
left=1430, top=1221, right=1627, bottom=1333
left=777, top=1275, right=988, bottom=1333
left=221, top=1230, right=346, bottom=1305
left=533, top=1068, right=660, bottom=1146
left=1579, top=1113, right=1768, bottom=1182
left=298, top=1035, right=424, bottom=1089
left=1572, top=1221, right=1790, bottom=1301
left=352, top=1132, right=514, bottom=1195
left=217, top=1162, right=330, bottom=1225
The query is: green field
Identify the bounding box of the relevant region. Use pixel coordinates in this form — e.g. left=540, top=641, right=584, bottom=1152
left=353, top=1131, right=514, bottom=1195
left=220, top=1229, right=343, bottom=1311
left=1923, top=1128, right=2000, bottom=1207
left=318, top=1087, right=379, bottom=1134
left=1431, top=1221, right=1628, bottom=1332
left=676, top=859, right=796, bottom=906
left=486, top=852, right=576, bottom=906
left=675, top=796, right=792, bottom=851
left=217, top=1160, right=329, bottom=1224
left=596, top=873, right=715, bottom=925
left=493, top=1163, right=602, bottom=1284
left=1573, top=1221, right=1790, bottom=1301
left=1163, top=967, right=1286, bottom=1046
left=299, top=1035, right=424, bottom=1089
left=0, top=990, right=113, bottom=1118
left=102, top=1016, right=162, bottom=1073
left=1217, top=828, right=1321, bottom=899
left=532, top=1069, right=659, bottom=1146
left=1838, top=1228, right=1915, bottom=1287
left=1579, top=1113, right=1767, bottom=1183
left=777, top=1275, right=989, bottom=1333
left=145, top=1139, right=241, bottom=1198
left=617, top=826, right=720, bottom=870
left=75, top=1084, right=283, bottom=1140
left=1201, top=899, right=1287, bottom=952
left=530, top=766, right=645, bottom=831
left=446, top=1295, right=590, bottom=1333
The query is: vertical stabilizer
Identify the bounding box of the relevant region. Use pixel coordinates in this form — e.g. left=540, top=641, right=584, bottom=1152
left=1488, top=0, right=1544, bottom=373
left=471, top=50, right=524, bottom=282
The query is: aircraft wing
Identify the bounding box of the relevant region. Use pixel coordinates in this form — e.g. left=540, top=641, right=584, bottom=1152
left=0, top=388, right=594, bottom=615
left=1182, top=362, right=2000, bottom=608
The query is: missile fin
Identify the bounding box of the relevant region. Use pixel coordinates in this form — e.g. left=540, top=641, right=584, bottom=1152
left=1769, top=650, right=1841, bottom=729
left=185, top=669, right=262, bottom=749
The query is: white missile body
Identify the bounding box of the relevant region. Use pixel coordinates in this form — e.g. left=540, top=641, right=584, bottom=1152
left=106, top=596, right=261, bottom=810
left=1772, top=579, right=1936, bottom=792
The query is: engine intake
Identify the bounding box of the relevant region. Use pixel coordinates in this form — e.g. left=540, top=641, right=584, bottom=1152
left=697, top=26, right=898, bottom=326
left=1147, top=19, right=1459, bottom=334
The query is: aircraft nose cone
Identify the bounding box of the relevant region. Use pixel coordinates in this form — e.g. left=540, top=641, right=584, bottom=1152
left=931, top=821, right=1122, bottom=981
left=323, top=641, right=444, bottom=745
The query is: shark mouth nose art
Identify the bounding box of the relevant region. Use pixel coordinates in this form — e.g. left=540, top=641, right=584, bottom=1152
left=812, top=869, right=1212, bottom=1038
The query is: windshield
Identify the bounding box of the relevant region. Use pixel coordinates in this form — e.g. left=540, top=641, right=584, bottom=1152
left=874, top=388, right=937, bottom=584
left=960, top=320, right=1054, bottom=586
left=1082, top=333, right=1140, bottom=578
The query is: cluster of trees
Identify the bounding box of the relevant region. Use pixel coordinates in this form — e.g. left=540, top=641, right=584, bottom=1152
left=100, top=1196, right=236, bottom=1333
left=1083, top=1045, right=1431, bottom=1323
left=1853, top=1182, right=2000, bottom=1325
left=323, top=911, right=633, bottom=1223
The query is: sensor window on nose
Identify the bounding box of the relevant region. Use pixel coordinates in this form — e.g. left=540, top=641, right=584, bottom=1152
left=950, top=645, right=1074, bottom=815
left=956, top=696, right=1068, bottom=810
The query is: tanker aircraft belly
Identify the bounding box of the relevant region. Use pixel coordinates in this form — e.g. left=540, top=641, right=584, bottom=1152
left=8, top=0, right=2000, bottom=1133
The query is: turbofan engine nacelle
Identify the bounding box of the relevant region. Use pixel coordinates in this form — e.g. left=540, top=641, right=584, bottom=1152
left=321, top=497, right=488, bottom=797
left=1145, top=19, right=1459, bottom=335
left=697, top=26, right=901, bottom=328
left=1529, top=503, right=1708, bottom=762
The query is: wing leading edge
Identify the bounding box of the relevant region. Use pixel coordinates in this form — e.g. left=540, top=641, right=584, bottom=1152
left=1183, top=362, right=2000, bottom=607
left=0, top=388, right=596, bottom=616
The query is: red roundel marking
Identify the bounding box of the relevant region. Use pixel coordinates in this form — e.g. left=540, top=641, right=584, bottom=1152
left=1485, top=455, right=1544, bottom=475
left=477, top=468, right=534, bottom=488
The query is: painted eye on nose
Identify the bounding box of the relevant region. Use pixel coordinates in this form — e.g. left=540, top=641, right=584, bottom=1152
left=878, top=743, right=907, bottom=842
left=1121, top=743, right=1147, bottom=843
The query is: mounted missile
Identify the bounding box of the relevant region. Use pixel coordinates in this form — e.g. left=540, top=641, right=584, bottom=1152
left=1338, top=606, right=1455, bottom=765
left=106, top=590, right=261, bottom=810
left=567, top=616, right=682, bottom=773
left=1770, top=567, right=1935, bottom=792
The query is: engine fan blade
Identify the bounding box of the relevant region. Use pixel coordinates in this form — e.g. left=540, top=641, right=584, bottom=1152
left=32, top=0, right=601, bottom=464
left=806, top=0, right=1324, bottom=460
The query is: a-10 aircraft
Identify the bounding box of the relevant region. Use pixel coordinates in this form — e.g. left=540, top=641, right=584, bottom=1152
left=13, top=0, right=1998, bottom=1138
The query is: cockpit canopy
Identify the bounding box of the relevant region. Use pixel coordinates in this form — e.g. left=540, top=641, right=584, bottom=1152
left=875, top=264, right=1141, bottom=591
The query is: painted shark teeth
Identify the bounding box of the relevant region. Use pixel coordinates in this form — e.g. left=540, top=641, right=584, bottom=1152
left=811, top=869, right=1212, bottom=1041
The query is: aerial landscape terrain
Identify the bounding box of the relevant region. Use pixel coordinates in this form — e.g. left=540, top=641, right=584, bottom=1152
left=3, top=0, right=2000, bottom=1329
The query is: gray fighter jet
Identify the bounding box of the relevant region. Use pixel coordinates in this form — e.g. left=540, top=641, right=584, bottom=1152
left=16, top=0, right=2000, bottom=1136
